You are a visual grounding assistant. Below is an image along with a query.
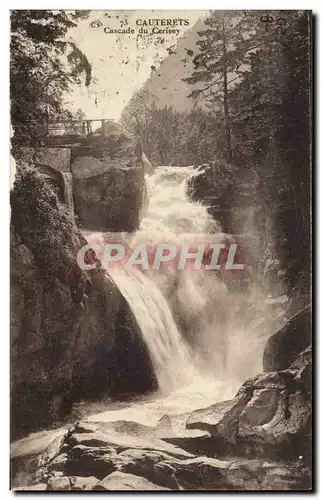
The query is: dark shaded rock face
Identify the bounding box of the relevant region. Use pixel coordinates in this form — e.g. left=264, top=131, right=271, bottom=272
left=186, top=162, right=257, bottom=232
left=10, top=166, right=156, bottom=439
left=72, top=122, right=149, bottom=232
left=187, top=162, right=311, bottom=298
left=14, top=123, right=152, bottom=234
left=263, top=305, right=311, bottom=372
left=72, top=160, right=146, bottom=232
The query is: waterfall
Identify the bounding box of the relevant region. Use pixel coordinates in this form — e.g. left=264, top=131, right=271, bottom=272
left=108, top=267, right=196, bottom=394
left=85, top=165, right=287, bottom=396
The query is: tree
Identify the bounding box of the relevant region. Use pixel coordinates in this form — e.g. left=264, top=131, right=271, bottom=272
left=183, top=10, right=311, bottom=295
left=121, top=88, right=158, bottom=157
left=184, top=11, right=269, bottom=163
left=229, top=11, right=311, bottom=294
left=10, top=10, right=92, bottom=144
left=122, top=95, right=223, bottom=166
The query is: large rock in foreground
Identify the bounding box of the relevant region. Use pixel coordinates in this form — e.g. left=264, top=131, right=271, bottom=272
left=15, top=413, right=311, bottom=491
left=187, top=346, right=312, bottom=462
left=12, top=346, right=311, bottom=491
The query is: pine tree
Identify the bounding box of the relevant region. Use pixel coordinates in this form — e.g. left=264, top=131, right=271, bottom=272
left=184, top=11, right=269, bottom=163
left=229, top=11, right=311, bottom=293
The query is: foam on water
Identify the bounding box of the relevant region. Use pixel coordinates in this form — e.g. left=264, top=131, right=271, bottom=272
left=86, top=165, right=286, bottom=395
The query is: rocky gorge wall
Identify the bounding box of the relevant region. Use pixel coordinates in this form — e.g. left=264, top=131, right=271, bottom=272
left=186, top=161, right=311, bottom=307
left=10, top=141, right=155, bottom=439
left=10, top=164, right=312, bottom=491
left=13, top=121, right=150, bottom=233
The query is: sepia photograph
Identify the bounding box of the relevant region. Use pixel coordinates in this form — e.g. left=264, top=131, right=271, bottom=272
left=9, top=9, right=312, bottom=491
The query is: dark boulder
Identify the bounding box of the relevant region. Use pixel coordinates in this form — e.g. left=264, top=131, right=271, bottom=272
left=263, top=305, right=311, bottom=372
left=71, top=121, right=149, bottom=232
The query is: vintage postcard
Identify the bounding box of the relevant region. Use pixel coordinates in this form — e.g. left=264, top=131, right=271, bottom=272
left=10, top=10, right=312, bottom=491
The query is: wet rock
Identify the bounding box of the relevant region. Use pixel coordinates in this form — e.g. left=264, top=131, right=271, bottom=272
left=116, top=448, right=177, bottom=485
left=46, top=452, right=69, bottom=473
left=13, top=346, right=311, bottom=491
left=14, top=483, right=47, bottom=491
left=47, top=475, right=71, bottom=490
left=291, top=345, right=312, bottom=393
left=66, top=422, right=193, bottom=459
left=238, top=387, right=310, bottom=447
left=263, top=305, right=311, bottom=372
left=26, top=391, right=312, bottom=492
left=186, top=347, right=311, bottom=460
left=62, top=446, right=116, bottom=479
left=187, top=393, right=252, bottom=443
left=259, top=464, right=312, bottom=490
left=37, top=432, right=67, bottom=468
left=155, top=456, right=232, bottom=490
left=156, top=456, right=311, bottom=491
left=94, top=471, right=169, bottom=491
left=155, top=413, right=209, bottom=440
left=69, top=475, right=99, bottom=490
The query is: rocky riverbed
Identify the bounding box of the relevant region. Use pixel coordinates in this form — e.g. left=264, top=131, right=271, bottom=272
left=11, top=336, right=312, bottom=491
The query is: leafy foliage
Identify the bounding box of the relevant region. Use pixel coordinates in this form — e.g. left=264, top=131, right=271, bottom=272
left=121, top=89, right=225, bottom=165
left=10, top=10, right=92, bottom=143
left=184, top=11, right=270, bottom=162
left=11, top=165, right=76, bottom=274
left=122, top=10, right=311, bottom=295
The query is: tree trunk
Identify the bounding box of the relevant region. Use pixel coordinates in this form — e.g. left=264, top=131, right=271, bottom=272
left=222, top=18, right=233, bottom=164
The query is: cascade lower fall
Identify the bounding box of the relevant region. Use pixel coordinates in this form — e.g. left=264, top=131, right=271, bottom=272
left=84, top=165, right=287, bottom=421
left=11, top=165, right=293, bottom=492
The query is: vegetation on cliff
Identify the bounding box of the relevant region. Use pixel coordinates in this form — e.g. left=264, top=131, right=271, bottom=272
left=10, top=165, right=89, bottom=300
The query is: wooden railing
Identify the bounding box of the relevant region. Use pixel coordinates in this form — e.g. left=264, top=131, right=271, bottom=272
left=47, top=119, right=113, bottom=137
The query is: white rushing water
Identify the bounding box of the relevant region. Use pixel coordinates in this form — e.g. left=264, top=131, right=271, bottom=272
left=12, top=165, right=288, bottom=477
left=85, top=165, right=287, bottom=408
left=107, top=267, right=197, bottom=394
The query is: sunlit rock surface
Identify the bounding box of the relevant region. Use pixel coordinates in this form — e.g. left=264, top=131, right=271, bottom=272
left=13, top=346, right=311, bottom=491
left=187, top=346, right=311, bottom=462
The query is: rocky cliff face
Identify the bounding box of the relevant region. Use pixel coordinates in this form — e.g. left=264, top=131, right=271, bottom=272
left=72, top=122, right=149, bottom=232
left=14, top=121, right=150, bottom=233
left=72, top=156, right=147, bottom=232
left=263, top=306, right=311, bottom=372
left=10, top=166, right=156, bottom=440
